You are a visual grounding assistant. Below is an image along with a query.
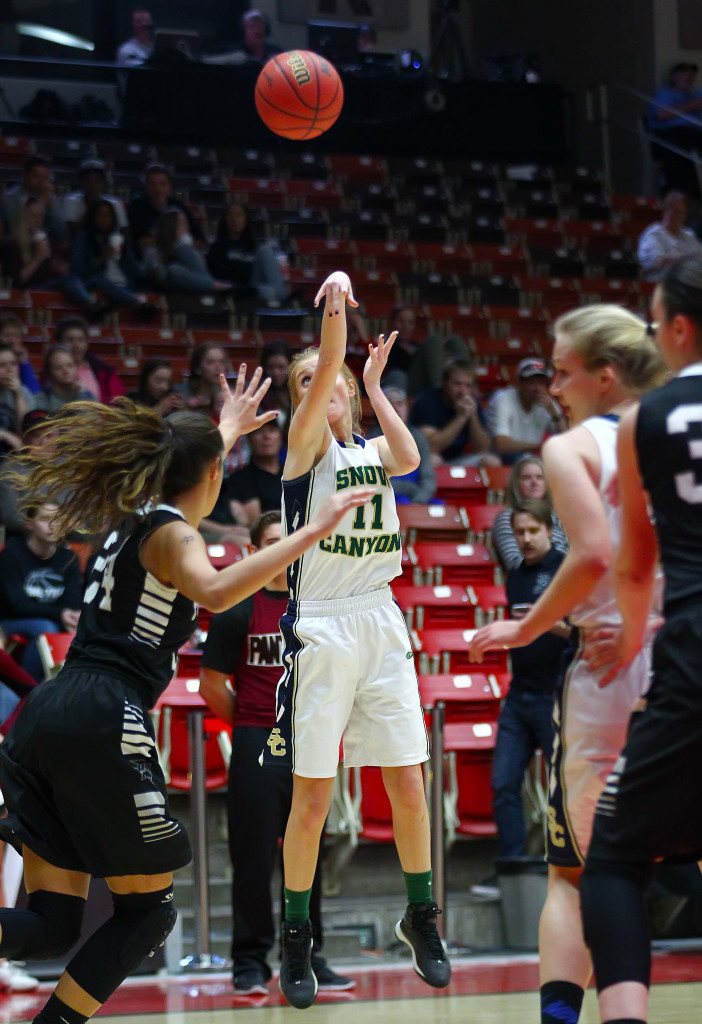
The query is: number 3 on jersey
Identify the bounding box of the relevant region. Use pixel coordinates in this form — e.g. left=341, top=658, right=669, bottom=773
left=352, top=493, right=383, bottom=531
left=84, top=531, right=125, bottom=611
left=667, top=403, right=702, bottom=504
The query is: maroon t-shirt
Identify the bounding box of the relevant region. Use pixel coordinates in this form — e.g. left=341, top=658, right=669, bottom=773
left=201, top=588, right=286, bottom=729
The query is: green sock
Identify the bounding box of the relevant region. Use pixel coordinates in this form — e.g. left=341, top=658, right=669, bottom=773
left=403, top=869, right=433, bottom=905
left=284, top=886, right=312, bottom=923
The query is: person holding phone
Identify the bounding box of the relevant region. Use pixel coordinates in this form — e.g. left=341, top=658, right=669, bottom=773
left=490, top=499, right=573, bottom=863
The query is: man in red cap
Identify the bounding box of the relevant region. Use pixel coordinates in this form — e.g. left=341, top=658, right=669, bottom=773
left=486, top=357, right=566, bottom=464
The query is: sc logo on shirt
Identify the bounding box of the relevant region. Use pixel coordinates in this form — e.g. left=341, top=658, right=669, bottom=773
left=267, top=728, right=287, bottom=756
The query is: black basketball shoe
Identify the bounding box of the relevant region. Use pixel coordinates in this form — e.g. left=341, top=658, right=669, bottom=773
left=395, top=901, right=451, bottom=988
left=279, top=919, right=318, bottom=1009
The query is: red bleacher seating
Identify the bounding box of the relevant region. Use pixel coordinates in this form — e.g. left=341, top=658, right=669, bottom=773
left=413, top=627, right=509, bottom=673
left=467, top=582, right=508, bottom=625
left=392, top=584, right=475, bottom=630
left=444, top=721, right=497, bottom=837
left=417, top=672, right=501, bottom=723
left=410, top=541, right=496, bottom=586
left=396, top=503, right=468, bottom=544
left=433, top=465, right=488, bottom=506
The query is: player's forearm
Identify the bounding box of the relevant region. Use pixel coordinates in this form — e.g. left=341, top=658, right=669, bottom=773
left=203, top=520, right=320, bottom=612
left=615, top=561, right=656, bottom=658
left=512, top=548, right=610, bottom=646
left=318, top=297, right=348, bottom=367
left=368, top=385, right=420, bottom=473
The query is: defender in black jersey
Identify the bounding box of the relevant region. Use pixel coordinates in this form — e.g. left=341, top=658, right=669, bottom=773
left=580, top=254, right=702, bottom=1024
left=0, top=372, right=374, bottom=1024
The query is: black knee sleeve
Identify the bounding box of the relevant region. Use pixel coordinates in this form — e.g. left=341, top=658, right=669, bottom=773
left=0, top=890, right=85, bottom=962
left=580, top=857, right=654, bottom=992
left=66, top=885, right=176, bottom=1005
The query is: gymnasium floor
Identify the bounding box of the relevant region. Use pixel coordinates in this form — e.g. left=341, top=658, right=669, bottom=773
left=2, top=952, right=702, bottom=1024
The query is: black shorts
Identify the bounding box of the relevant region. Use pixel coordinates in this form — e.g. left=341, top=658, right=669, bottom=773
left=589, top=605, right=702, bottom=866
left=0, top=669, right=192, bottom=878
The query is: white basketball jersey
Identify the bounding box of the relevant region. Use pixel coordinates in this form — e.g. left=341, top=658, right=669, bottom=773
left=569, top=415, right=623, bottom=628
left=282, top=435, right=402, bottom=601
left=566, top=414, right=662, bottom=627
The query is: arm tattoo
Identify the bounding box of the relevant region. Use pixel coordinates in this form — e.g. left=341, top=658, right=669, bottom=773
left=181, top=534, right=196, bottom=546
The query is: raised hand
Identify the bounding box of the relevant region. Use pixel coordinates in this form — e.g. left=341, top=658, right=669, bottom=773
left=218, top=366, right=277, bottom=449
left=363, top=331, right=397, bottom=389
left=313, top=271, right=358, bottom=315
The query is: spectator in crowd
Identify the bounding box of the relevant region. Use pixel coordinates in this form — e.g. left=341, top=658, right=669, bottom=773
left=0, top=342, right=33, bottom=458
left=70, top=200, right=155, bottom=316
left=374, top=384, right=436, bottom=504
left=35, top=347, right=95, bottom=415
left=491, top=455, right=569, bottom=572
left=0, top=155, right=68, bottom=243
left=199, top=511, right=352, bottom=997
left=2, top=199, right=109, bottom=320
left=63, top=160, right=128, bottom=234
left=0, top=502, right=82, bottom=681
left=0, top=316, right=40, bottom=395
left=637, top=190, right=702, bottom=280
left=227, top=420, right=283, bottom=528
left=240, top=10, right=282, bottom=63
left=647, top=62, right=702, bottom=198
left=116, top=8, right=155, bottom=66
left=54, top=317, right=125, bottom=404
left=384, top=305, right=472, bottom=397
left=127, top=357, right=183, bottom=416
left=206, top=204, right=287, bottom=303
left=127, top=164, right=203, bottom=257
left=486, top=357, right=565, bottom=464
left=409, top=358, right=499, bottom=468
left=0, top=410, right=52, bottom=542
left=143, top=210, right=228, bottom=295
left=257, top=339, right=292, bottom=436
left=491, top=499, right=572, bottom=861
left=179, top=343, right=229, bottom=415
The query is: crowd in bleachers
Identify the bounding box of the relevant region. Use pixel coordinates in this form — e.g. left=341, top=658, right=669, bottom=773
left=0, top=126, right=699, bottom=885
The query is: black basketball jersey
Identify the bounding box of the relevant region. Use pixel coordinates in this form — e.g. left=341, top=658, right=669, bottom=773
left=636, top=367, right=702, bottom=611
left=65, top=505, right=197, bottom=706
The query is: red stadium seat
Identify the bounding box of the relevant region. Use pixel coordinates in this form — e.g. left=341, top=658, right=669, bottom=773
left=392, top=584, right=475, bottom=630
left=205, top=543, right=243, bottom=569
left=444, top=721, right=497, bottom=838
left=397, top=503, right=469, bottom=544
left=410, top=541, right=496, bottom=586
left=467, top=582, right=508, bottom=626
left=153, top=677, right=231, bottom=791
left=417, top=672, right=501, bottom=723
left=433, top=465, right=488, bottom=506
left=36, top=632, right=74, bottom=680
left=480, top=464, right=512, bottom=501
left=463, top=503, right=505, bottom=540
left=413, top=627, right=509, bottom=673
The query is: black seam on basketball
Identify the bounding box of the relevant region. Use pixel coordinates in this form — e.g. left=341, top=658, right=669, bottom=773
left=272, top=52, right=321, bottom=112
left=256, top=88, right=320, bottom=123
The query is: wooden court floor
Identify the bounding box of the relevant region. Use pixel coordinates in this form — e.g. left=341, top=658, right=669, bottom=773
left=0, top=952, right=700, bottom=1024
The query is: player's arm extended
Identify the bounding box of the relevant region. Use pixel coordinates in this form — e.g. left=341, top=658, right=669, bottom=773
left=364, top=332, right=420, bottom=476
left=143, top=486, right=375, bottom=613
left=470, top=429, right=611, bottom=660
left=613, top=407, right=658, bottom=658
left=285, top=271, right=357, bottom=477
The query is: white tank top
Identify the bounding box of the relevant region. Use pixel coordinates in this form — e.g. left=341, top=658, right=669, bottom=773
left=282, top=434, right=402, bottom=602
left=570, top=415, right=624, bottom=627
left=568, top=414, right=663, bottom=627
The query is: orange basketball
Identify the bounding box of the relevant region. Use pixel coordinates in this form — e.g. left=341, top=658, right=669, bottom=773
left=255, top=50, right=344, bottom=140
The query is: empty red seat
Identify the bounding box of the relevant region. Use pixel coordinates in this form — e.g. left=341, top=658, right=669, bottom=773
left=413, top=627, right=508, bottom=674
left=433, top=465, right=488, bottom=506
left=410, top=541, right=496, bottom=586
left=392, top=584, right=474, bottom=630
left=397, top=503, right=468, bottom=544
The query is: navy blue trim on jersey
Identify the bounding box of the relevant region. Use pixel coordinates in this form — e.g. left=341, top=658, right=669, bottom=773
left=282, top=471, right=315, bottom=602
left=338, top=433, right=366, bottom=449
left=262, top=600, right=302, bottom=772
left=547, top=630, right=587, bottom=867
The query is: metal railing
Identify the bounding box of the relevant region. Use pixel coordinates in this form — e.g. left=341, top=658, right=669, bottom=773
left=587, top=82, right=702, bottom=195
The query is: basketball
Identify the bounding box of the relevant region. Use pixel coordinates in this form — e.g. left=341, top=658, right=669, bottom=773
left=255, top=50, right=344, bottom=140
